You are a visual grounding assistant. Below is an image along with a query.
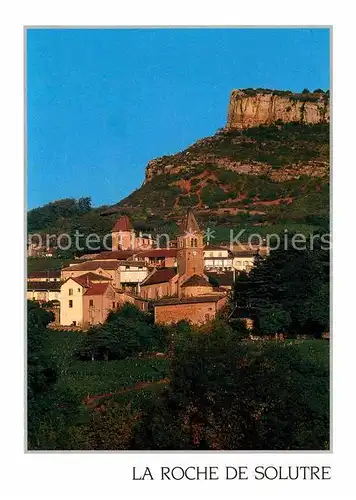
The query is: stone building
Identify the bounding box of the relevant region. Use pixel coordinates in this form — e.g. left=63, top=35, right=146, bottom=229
left=142, top=208, right=228, bottom=325
left=111, top=215, right=153, bottom=251
left=59, top=272, right=142, bottom=327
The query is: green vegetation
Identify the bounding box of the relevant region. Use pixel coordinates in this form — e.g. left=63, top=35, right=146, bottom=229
left=27, top=257, right=76, bottom=272
left=239, top=87, right=329, bottom=103
left=133, top=325, right=329, bottom=450
left=28, top=283, right=329, bottom=450
left=75, top=304, right=169, bottom=361
left=28, top=197, right=92, bottom=233
left=196, top=123, right=329, bottom=165
left=27, top=121, right=329, bottom=242
left=27, top=303, right=171, bottom=450
left=231, top=235, right=329, bottom=337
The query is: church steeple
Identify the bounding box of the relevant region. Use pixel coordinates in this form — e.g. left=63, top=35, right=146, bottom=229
left=179, top=207, right=201, bottom=235
left=176, top=208, right=204, bottom=279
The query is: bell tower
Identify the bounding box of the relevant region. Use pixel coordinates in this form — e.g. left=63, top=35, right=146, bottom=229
left=176, top=208, right=204, bottom=278
left=111, top=215, right=133, bottom=251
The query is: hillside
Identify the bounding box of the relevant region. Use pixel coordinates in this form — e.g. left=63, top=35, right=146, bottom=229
left=28, top=89, right=330, bottom=247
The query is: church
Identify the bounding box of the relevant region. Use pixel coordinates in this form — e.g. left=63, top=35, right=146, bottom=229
left=140, top=208, right=228, bottom=325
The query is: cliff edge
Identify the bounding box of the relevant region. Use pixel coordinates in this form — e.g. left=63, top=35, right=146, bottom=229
left=226, top=89, right=329, bottom=129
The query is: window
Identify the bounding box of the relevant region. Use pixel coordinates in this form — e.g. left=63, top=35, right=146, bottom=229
left=205, top=314, right=210, bottom=321
left=78, top=288, right=81, bottom=292
left=69, top=300, right=73, bottom=308
left=69, top=288, right=73, bottom=296
left=112, top=302, right=116, bottom=309
left=89, top=300, right=94, bottom=307
left=126, top=265, right=130, bottom=270
left=218, top=252, right=222, bottom=257
left=209, top=252, right=213, bottom=257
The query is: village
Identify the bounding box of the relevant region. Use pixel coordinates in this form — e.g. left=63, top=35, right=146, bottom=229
left=27, top=208, right=269, bottom=328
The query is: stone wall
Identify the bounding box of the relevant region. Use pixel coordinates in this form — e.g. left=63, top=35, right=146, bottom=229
left=154, top=297, right=227, bottom=325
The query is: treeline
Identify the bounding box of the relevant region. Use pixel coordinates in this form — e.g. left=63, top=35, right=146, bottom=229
left=232, top=234, right=330, bottom=337
left=28, top=197, right=92, bottom=233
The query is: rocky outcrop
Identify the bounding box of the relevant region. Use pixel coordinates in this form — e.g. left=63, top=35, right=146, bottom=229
left=141, top=88, right=329, bottom=187
left=226, top=89, right=329, bottom=129
left=144, top=156, right=328, bottom=184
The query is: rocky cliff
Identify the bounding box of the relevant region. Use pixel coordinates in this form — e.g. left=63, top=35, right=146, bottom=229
left=112, top=89, right=329, bottom=230
left=226, top=89, right=329, bottom=129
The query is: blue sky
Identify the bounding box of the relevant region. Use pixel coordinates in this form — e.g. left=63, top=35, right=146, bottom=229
left=27, top=28, right=330, bottom=209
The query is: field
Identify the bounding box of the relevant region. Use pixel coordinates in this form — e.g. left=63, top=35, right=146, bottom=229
left=43, top=330, right=328, bottom=406
left=44, top=330, right=170, bottom=402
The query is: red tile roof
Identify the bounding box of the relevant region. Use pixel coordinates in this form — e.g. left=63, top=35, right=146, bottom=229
left=63, top=273, right=111, bottom=288
left=83, top=283, right=111, bottom=296
left=112, top=215, right=133, bottom=232
left=79, top=272, right=112, bottom=282
left=135, top=249, right=177, bottom=259
left=94, top=250, right=135, bottom=260
left=181, top=274, right=212, bottom=288
left=28, top=270, right=61, bottom=279
left=153, top=294, right=226, bottom=306
left=27, top=281, right=61, bottom=291
left=141, top=267, right=177, bottom=286
left=62, top=261, right=121, bottom=272
left=204, top=244, right=232, bottom=253
left=66, top=275, right=92, bottom=287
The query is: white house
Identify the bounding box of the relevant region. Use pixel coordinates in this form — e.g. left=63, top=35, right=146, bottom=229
left=203, top=245, right=233, bottom=271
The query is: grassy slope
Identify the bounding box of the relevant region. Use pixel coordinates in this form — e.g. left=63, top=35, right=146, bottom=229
left=44, top=330, right=170, bottom=400
left=27, top=123, right=329, bottom=247
left=44, top=330, right=328, bottom=406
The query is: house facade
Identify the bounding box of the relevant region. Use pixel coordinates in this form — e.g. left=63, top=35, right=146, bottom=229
left=203, top=245, right=234, bottom=271
left=111, top=215, right=154, bottom=251
left=27, top=281, right=61, bottom=302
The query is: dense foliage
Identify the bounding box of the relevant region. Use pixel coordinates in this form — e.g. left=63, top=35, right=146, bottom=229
left=27, top=301, right=78, bottom=449
left=27, top=299, right=329, bottom=451
left=231, top=236, right=329, bottom=337
left=75, top=304, right=169, bottom=361
left=133, top=325, right=329, bottom=450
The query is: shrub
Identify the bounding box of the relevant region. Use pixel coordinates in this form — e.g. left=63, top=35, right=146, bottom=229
left=133, top=329, right=329, bottom=450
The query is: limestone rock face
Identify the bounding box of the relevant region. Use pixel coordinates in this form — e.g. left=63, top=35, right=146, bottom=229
left=226, top=90, right=329, bottom=129
left=141, top=88, right=329, bottom=186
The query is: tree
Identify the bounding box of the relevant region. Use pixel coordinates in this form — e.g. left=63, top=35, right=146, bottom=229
left=133, top=327, right=329, bottom=450
left=76, top=304, right=168, bottom=361
left=302, top=88, right=310, bottom=94
left=258, top=305, right=291, bottom=336
left=27, top=301, right=56, bottom=398
left=77, top=196, right=92, bottom=214
left=229, top=235, right=329, bottom=336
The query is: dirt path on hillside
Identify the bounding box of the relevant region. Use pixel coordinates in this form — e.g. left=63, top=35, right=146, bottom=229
left=82, top=377, right=170, bottom=407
